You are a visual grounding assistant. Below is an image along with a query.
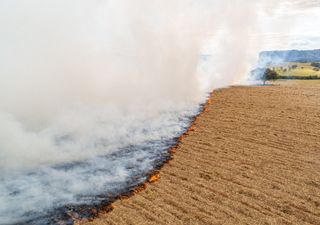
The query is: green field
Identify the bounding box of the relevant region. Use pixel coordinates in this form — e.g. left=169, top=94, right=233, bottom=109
left=269, top=62, right=320, bottom=78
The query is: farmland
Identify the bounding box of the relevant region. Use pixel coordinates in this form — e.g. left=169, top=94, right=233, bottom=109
left=270, top=62, right=320, bottom=78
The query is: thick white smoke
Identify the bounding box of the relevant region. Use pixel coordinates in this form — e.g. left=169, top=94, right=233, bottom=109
left=0, top=0, right=213, bottom=173
left=0, top=0, right=317, bottom=224
left=0, top=1, right=225, bottom=223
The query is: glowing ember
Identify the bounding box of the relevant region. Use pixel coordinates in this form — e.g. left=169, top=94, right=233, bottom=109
left=169, top=147, right=177, bottom=154
left=188, top=125, right=196, bottom=132
left=134, top=184, right=147, bottom=194
left=148, top=174, right=160, bottom=183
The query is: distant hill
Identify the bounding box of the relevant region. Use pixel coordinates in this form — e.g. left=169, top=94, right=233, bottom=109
left=259, top=49, right=320, bottom=64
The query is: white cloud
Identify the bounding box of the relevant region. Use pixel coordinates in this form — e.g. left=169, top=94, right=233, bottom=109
left=253, top=0, right=320, bottom=50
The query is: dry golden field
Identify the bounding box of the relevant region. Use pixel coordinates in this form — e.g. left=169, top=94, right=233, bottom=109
left=80, top=81, right=320, bottom=225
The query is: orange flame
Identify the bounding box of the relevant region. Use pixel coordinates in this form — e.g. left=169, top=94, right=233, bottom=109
left=148, top=174, right=160, bottom=183
left=134, top=183, right=147, bottom=193
left=74, top=91, right=216, bottom=224
left=169, top=147, right=177, bottom=154
left=188, top=125, right=196, bottom=132
left=178, top=136, right=184, bottom=142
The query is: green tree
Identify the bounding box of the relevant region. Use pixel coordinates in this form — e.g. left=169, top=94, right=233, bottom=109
left=262, top=68, right=279, bottom=85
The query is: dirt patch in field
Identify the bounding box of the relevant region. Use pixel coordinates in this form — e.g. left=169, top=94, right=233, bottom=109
left=80, top=83, right=320, bottom=225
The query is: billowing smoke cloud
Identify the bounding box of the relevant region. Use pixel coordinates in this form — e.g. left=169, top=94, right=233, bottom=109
left=0, top=0, right=214, bottom=173
left=0, top=0, right=317, bottom=224
left=0, top=0, right=274, bottom=174
left=0, top=1, right=228, bottom=223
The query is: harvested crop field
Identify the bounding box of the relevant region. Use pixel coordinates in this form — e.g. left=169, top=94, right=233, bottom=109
left=82, top=82, right=320, bottom=225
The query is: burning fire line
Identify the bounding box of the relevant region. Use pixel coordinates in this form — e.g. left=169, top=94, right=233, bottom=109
left=75, top=92, right=214, bottom=224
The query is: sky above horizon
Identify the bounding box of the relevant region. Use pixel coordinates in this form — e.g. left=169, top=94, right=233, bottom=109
left=257, top=0, right=320, bottom=50
left=204, top=0, right=320, bottom=52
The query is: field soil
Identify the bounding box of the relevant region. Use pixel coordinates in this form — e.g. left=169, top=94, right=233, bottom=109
left=82, top=82, right=320, bottom=225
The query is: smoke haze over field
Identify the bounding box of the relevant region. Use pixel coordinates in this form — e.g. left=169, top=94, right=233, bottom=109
left=0, top=0, right=319, bottom=224
left=0, top=0, right=271, bottom=173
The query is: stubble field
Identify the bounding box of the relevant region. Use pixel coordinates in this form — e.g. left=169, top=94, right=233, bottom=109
left=81, top=81, right=320, bottom=225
